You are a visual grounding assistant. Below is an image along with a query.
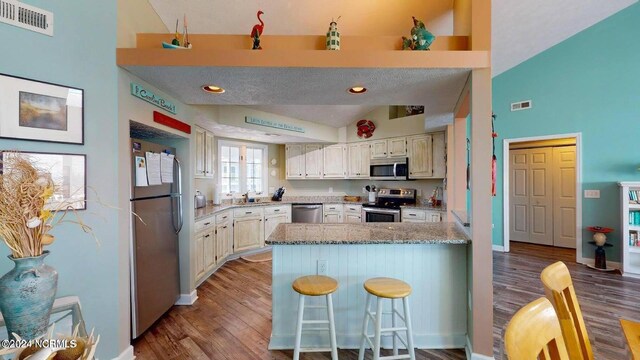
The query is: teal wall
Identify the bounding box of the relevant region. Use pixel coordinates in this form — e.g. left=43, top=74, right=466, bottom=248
left=0, top=1, right=123, bottom=358
left=492, top=4, right=640, bottom=262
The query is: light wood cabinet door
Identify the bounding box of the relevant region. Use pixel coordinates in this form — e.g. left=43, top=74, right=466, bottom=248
left=194, top=232, right=205, bottom=279
left=234, top=217, right=263, bottom=252
left=431, top=132, right=446, bottom=178
left=370, top=140, right=388, bottom=159
left=194, top=128, right=206, bottom=177
left=216, top=221, right=231, bottom=264
left=358, top=143, right=370, bottom=178
left=304, top=144, right=323, bottom=178
left=388, top=137, right=407, bottom=157
left=286, top=145, right=305, bottom=179
left=204, top=231, right=216, bottom=271
left=265, top=214, right=288, bottom=241
left=204, top=131, right=215, bottom=178
left=408, top=134, right=433, bottom=179
left=425, top=212, right=442, bottom=223
left=323, top=144, right=347, bottom=178
left=345, top=213, right=362, bottom=223
left=324, top=213, right=341, bottom=223
left=347, top=143, right=362, bottom=178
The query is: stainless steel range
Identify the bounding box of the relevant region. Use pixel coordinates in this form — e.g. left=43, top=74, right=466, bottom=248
left=362, top=188, right=416, bottom=222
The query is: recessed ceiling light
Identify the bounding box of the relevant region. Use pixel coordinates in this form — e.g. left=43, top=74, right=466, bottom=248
left=348, top=86, right=367, bottom=94
left=202, top=85, right=225, bottom=94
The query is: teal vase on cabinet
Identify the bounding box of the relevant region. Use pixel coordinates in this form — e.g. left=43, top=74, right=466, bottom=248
left=0, top=251, right=58, bottom=340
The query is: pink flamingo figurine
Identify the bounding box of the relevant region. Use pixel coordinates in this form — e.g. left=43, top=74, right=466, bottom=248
left=250, top=10, right=265, bottom=49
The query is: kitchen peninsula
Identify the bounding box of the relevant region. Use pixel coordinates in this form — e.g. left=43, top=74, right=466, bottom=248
left=266, top=222, right=470, bottom=350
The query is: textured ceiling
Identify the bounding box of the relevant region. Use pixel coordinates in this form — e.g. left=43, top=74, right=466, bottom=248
left=121, top=65, right=470, bottom=128
left=244, top=105, right=378, bottom=128
left=492, top=0, right=637, bottom=75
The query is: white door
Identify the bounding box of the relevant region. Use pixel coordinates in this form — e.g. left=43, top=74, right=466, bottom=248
left=348, top=143, right=362, bottom=178
left=286, top=145, right=304, bottom=179
left=234, top=218, right=263, bottom=252
left=359, top=143, right=370, bottom=178
left=204, top=131, right=214, bottom=178
left=344, top=214, right=362, bottom=223
left=510, top=149, right=530, bottom=242
left=265, top=214, right=288, bottom=241
left=388, top=137, right=407, bottom=157
left=216, top=222, right=230, bottom=264
left=529, top=147, right=553, bottom=245
left=323, top=145, right=346, bottom=178
left=305, top=144, right=323, bottom=178
left=324, top=213, right=341, bottom=223
left=204, top=231, right=216, bottom=271
left=194, top=128, right=205, bottom=177
left=431, top=132, right=446, bottom=178
left=408, top=135, right=433, bottom=178
left=370, top=140, right=388, bottom=159
left=195, top=232, right=205, bottom=279
left=553, top=146, right=577, bottom=248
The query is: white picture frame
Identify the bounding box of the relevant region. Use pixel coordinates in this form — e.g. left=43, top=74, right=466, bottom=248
left=0, top=73, right=84, bottom=144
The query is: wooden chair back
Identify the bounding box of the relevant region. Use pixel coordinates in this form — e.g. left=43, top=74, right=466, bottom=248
left=505, top=297, right=570, bottom=360
left=540, top=261, right=593, bottom=360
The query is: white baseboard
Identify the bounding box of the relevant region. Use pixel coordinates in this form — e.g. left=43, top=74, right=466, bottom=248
left=465, top=336, right=495, bottom=360
left=577, top=257, right=621, bottom=270
left=112, top=345, right=135, bottom=360
left=175, top=290, right=198, bottom=305
left=269, top=333, right=466, bottom=350
left=492, top=245, right=505, bottom=252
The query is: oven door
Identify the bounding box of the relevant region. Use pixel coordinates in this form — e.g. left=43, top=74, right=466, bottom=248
left=363, top=207, right=400, bottom=222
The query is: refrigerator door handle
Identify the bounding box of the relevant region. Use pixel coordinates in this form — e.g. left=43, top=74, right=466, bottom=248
left=173, top=157, right=184, bottom=234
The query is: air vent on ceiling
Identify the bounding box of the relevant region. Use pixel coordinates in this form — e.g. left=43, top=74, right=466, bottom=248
left=0, top=0, right=53, bottom=36
left=511, top=100, right=532, bottom=112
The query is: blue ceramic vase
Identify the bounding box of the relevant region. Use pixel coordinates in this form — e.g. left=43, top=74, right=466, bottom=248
left=0, top=251, right=57, bottom=340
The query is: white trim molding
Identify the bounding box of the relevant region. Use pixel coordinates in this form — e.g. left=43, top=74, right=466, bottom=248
left=502, top=133, right=582, bottom=262
left=175, top=290, right=198, bottom=306
left=492, top=245, right=505, bottom=252
left=112, top=345, right=135, bottom=360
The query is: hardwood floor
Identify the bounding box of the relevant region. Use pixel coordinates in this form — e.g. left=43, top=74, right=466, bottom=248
left=134, top=242, right=640, bottom=359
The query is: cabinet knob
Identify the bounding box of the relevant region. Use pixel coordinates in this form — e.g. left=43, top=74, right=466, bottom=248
left=390, top=152, right=393, bottom=154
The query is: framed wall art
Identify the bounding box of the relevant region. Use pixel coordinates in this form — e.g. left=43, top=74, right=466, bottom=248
left=0, top=73, right=84, bottom=144
left=1, top=151, right=87, bottom=210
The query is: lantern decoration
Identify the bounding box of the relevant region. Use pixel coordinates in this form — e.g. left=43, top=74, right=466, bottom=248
left=250, top=10, right=265, bottom=50
left=326, top=17, right=341, bottom=50
left=356, top=120, right=376, bottom=139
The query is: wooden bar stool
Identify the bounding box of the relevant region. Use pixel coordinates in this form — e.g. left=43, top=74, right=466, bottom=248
left=292, top=275, right=339, bottom=360
left=358, top=277, right=416, bottom=360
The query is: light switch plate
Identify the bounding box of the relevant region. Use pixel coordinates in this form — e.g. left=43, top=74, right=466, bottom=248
left=584, top=190, right=600, bottom=198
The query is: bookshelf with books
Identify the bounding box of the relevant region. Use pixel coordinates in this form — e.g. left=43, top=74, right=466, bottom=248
left=620, top=182, right=640, bottom=277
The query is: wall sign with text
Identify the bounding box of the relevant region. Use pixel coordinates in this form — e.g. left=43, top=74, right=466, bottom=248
left=245, top=116, right=305, bottom=133
left=130, top=83, right=176, bottom=114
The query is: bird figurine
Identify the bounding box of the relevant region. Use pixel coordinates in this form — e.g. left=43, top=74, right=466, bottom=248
left=407, top=16, right=435, bottom=50
left=250, top=10, right=265, bottom=50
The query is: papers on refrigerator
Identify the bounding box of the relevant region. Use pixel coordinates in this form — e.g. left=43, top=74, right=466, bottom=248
left=145, top=152, right=162, bottom=186
left=135, top=156, right=148, bottom=187
left=161, top=153, right=174, bottom=183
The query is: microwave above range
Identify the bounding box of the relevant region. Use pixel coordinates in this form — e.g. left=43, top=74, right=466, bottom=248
left=369, top=158, right=409, bottom=181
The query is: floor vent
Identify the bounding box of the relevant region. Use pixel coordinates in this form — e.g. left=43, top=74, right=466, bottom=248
left=511, top=100, right=532, bottom=112
left=0, top=0, right=53, bottom=36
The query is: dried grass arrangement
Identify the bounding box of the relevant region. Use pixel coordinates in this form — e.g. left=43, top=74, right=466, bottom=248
left=0, top=153, right=92, bottom=259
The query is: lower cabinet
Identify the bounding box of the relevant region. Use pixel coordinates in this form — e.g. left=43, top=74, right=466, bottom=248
left=343, top=204, right=363, bottom=223
left=265, top=214, right=289, bottom=240
left=401, top=208, right=443, bottom=223
left=204, top=231, right=216, bottom=272
left=323, top=204, right=344, bottom=223
left=215, top=219, right=231, bottom=265
left=233, top=207, right=265, bottom=252
left=194, top=232, right=205, bottom=280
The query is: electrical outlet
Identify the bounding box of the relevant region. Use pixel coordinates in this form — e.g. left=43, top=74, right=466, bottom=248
left=584, top=190, right=600, bottom=199
left=362, top=187, right=367, bottom=194
left=317, top=260, right=328, bottom=275
left=329, top=187, right=333, bottom=193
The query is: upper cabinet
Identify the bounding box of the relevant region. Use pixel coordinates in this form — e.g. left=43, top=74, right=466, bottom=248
left=371, top=137, right=407, bottom=159
left=347, top=142, right=370, bottom=179
left=323, top=144, right=347, bottom=178
left=195, top=127, right=214, bottom=178
left=285, top=144, right=305, bottom=179
left=304, top=144, right=323, bottom=179
left=407, top=131, right=445, bottom=179
left=284, top=131, right=444, bottom=181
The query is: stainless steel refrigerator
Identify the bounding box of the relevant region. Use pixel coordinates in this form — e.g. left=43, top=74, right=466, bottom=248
left=129, top=138, right=183, bottom=339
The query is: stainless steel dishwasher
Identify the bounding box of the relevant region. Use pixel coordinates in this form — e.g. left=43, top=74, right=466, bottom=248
left=292, top=203, right=323, bottom=223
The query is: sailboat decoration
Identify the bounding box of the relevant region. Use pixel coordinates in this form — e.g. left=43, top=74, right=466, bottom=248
left=162, top=15, right=193, bottom=49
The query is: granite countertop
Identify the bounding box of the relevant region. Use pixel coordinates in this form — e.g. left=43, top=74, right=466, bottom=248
left=399, top=204, right=447, bottom=212
left=266, top=222, right=470, bottom=245
left=195, top=199, right=368, bottom=220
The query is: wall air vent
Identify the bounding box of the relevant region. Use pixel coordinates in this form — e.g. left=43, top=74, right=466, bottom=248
left=0, top=0, right=53, bottom=36
left=511, top=100, right=532, bottom=112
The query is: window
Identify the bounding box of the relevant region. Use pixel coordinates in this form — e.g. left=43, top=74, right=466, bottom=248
left=218, top=141, right=268, bottom=195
